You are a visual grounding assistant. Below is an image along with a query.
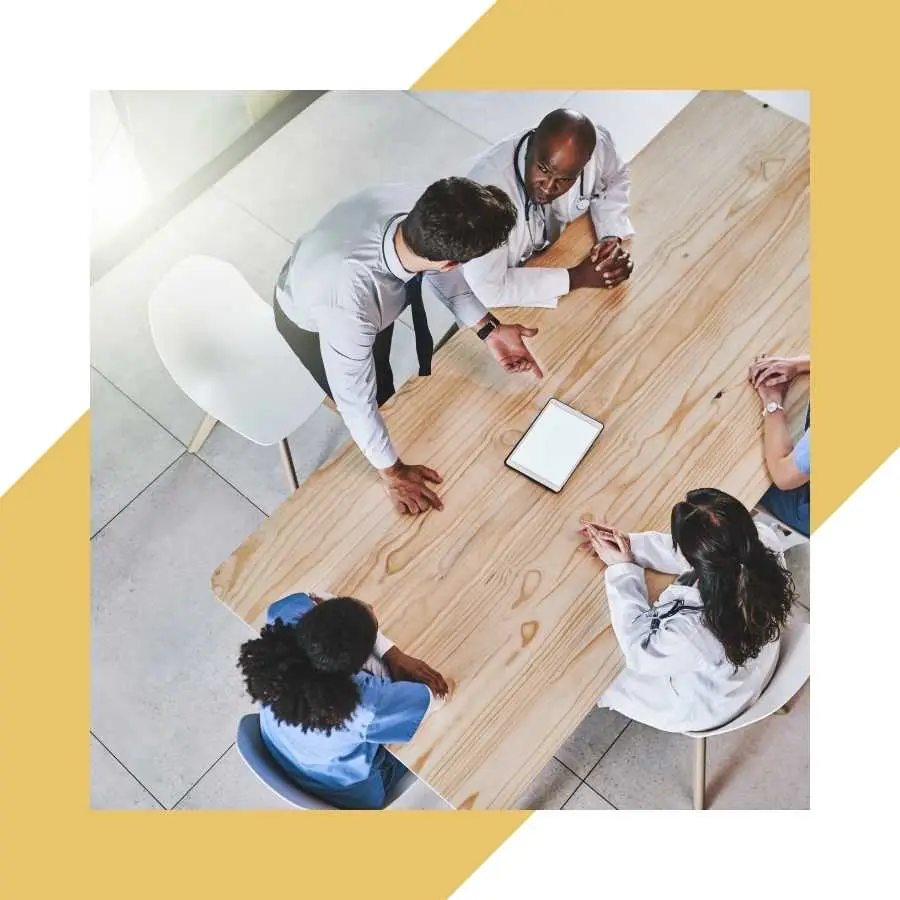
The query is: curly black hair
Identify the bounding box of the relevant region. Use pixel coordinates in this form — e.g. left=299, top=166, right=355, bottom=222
left=401, top=177, right=517, bottom=264
left=672, top=488, right=795, bottom=668
left=237, top=596, right=377, bottom=735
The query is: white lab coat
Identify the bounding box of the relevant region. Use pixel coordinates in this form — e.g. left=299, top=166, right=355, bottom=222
left=463, top=125, right=634, bottom=310
left=598, top=524, right=786, bottom=733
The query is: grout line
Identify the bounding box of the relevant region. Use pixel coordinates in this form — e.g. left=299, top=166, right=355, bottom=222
left=92, top=367, right=188, bottom=448
left=403, top=92, right=493, bottom=147
left=171, top=742, right=236, bottom=809
left=90, top=452, right=186, bottom=540
left=582, top=720, right=632, bottom=786
left=191, top=453, right=272, bottom=519
left=91, top=731, right=167, bottom=810
left=213, top=189, right=295, bottom=245
left=91, top=365, right=272, bottom=523
left=552, top=755, right=583, bottom=781
left=558, top=777, right=585, bottom=810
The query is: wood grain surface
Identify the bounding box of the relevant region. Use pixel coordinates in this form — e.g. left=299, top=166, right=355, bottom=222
left=212, top=92, right=809, bottom=809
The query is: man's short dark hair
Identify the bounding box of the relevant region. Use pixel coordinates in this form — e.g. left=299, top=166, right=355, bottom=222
left=402, top=177, right=518, bottom=264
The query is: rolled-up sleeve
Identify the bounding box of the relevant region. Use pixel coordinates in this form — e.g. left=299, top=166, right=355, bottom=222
left=424, top=268, right=488, bottom=327
left=463, top=244, right=569, bottom=310
left=628, top=532, right=690, bottom=575
left=604, top=563, right=701, bottom=676
left=314, top=264, right=398, bottom=470
left=589, top=126, right=635, bottom=241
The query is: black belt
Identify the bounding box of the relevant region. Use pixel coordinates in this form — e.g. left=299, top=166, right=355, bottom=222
left=406, top=273, right=434, bottom=377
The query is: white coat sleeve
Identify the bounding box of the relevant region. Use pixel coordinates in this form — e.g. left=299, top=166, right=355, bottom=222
left=604, top=563, right=705, bottom=676
left=463, top=244, right=570, bottom=310
left=628, top=532, right=691, bottom=575
left=589, top=127, right=635, bottom=241
left=424, top=268, right=487, bottom=328
left=313, top=265, right=398, bottom=470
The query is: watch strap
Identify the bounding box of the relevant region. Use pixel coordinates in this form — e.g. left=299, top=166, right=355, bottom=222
left=476, top=313, right=500, bottom=341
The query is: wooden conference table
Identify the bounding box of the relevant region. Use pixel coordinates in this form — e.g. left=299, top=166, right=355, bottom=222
left=211, top=91, right=809, bottom=809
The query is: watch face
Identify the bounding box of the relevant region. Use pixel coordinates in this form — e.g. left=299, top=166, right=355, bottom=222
left=766, top=402, right=779, bottom=413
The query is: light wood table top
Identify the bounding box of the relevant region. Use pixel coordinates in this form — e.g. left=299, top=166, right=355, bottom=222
left=212, top=91, right=809, bottom=809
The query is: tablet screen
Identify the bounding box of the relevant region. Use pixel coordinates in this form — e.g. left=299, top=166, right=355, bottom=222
left=505, top=400, right=604, bottom=492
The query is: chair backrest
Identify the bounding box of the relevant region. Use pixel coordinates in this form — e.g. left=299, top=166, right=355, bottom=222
left=148, top=255, right=325, bottom=445
left=686, top=616, right=810, bottom=738
left=235, top=714, right=336, bottom=810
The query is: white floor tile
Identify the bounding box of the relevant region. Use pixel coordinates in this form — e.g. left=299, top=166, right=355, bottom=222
left=554, top=707, right=630, bottom=778
left=786, top=542, right=810, bottom=609
left=216, top=91, right=490, bottom=242
left=175, top=745, right=292, bottom=810
left=410, top=91, right=577, bottom=145
left=91, top=735, right=162, bottom=809
left=91, top=190, right=292, bottom=444
left=514, top=758, right=581, bottom=810
left=91, top=454, right=265, bottom=808
left=91, top=369, right=184, bottom=535
left=562, top=783, right=616, bottom=810
left=566, top=90, right=699, bottom=163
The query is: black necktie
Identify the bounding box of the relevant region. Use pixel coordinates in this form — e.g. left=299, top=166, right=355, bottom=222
left=406, top=273, right=434, bottom=377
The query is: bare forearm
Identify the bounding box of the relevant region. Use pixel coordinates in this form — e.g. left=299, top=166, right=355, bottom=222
left=763, top=410, right=795, bottom=475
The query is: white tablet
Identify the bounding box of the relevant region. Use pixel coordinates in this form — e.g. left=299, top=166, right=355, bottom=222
left=505, top=399, right=604, bottom=493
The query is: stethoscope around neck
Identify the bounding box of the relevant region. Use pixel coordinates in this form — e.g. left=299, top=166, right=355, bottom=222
left=514, top=130, right=599, bottom=262
left=514, top=130, right=598, bottom=222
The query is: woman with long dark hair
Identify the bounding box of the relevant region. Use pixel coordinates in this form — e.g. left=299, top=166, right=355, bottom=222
left=579, top=488, right=796, bottom=732
left=238, top=592, right=448, bottom=809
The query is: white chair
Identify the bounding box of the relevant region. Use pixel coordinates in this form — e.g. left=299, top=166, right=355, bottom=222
left=236, top=714, right=419, bottom=810
left=684, top=616, right=810, bottom=809
left=149, top=255, right=326, bottom=491
left=752, top=507, right=809, bottom=552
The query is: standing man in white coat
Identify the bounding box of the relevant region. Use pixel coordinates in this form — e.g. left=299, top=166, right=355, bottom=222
left=464, top=108, right=636, bottom=309
left=274, top=177, right=543, bottom=516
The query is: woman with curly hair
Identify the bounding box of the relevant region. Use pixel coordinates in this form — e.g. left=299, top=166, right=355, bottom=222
left=238, top=592, right=448, bottom=809
left=579, top=488, right=796, bottom=732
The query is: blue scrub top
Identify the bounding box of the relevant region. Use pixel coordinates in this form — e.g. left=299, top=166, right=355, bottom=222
left=258, top=593, right=430, bottom=809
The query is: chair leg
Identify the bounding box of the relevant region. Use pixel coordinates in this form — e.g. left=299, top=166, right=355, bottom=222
left=693, top=737, right=707, bottom=810
left=188, top=413, right=218, bottom=453
left=279, top=439, right=300, bottom=492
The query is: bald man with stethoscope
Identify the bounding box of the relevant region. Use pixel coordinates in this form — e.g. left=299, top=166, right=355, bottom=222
left=463, top=108, right=635, bottom=309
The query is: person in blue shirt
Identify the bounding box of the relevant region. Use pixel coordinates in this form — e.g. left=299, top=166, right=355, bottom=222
left=238, top=592, right=448, bottom=809
left=749, top=354, right=810, bottom=536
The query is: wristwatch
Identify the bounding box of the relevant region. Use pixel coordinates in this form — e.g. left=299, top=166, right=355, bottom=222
left=476, top=312, right=500, bottom=341
left=763, top=401, right=785, bottom=416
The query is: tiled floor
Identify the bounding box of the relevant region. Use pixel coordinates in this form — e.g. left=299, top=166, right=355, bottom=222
left=90, top=90, right=810, bottom=811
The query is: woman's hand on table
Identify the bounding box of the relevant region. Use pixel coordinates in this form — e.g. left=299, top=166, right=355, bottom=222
left=383, top=647, right=449, bottom=698
left=748, top=353, right=810, bottom=388
left=578, top=522, right=636, bottom=566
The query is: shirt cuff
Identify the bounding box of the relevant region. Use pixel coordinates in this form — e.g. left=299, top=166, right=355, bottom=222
left=592, top=214, right=636, bottom=242
left=373, top=631, right=395, bottom=658
left=452, top=294, right=489, bottom=328
left=365, top=442, right=399, bottom=470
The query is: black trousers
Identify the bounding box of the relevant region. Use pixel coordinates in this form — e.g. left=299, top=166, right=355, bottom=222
left=273, top=273, right=435, bottom=409
left=274, top=299, right=397, bottom=406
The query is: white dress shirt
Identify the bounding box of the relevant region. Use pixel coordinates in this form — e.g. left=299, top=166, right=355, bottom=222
left=463, top=125, right=634, bottom=310
left=598, top=523, right=786, bottom=733
left=277, top=184, right=488, bottom=470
